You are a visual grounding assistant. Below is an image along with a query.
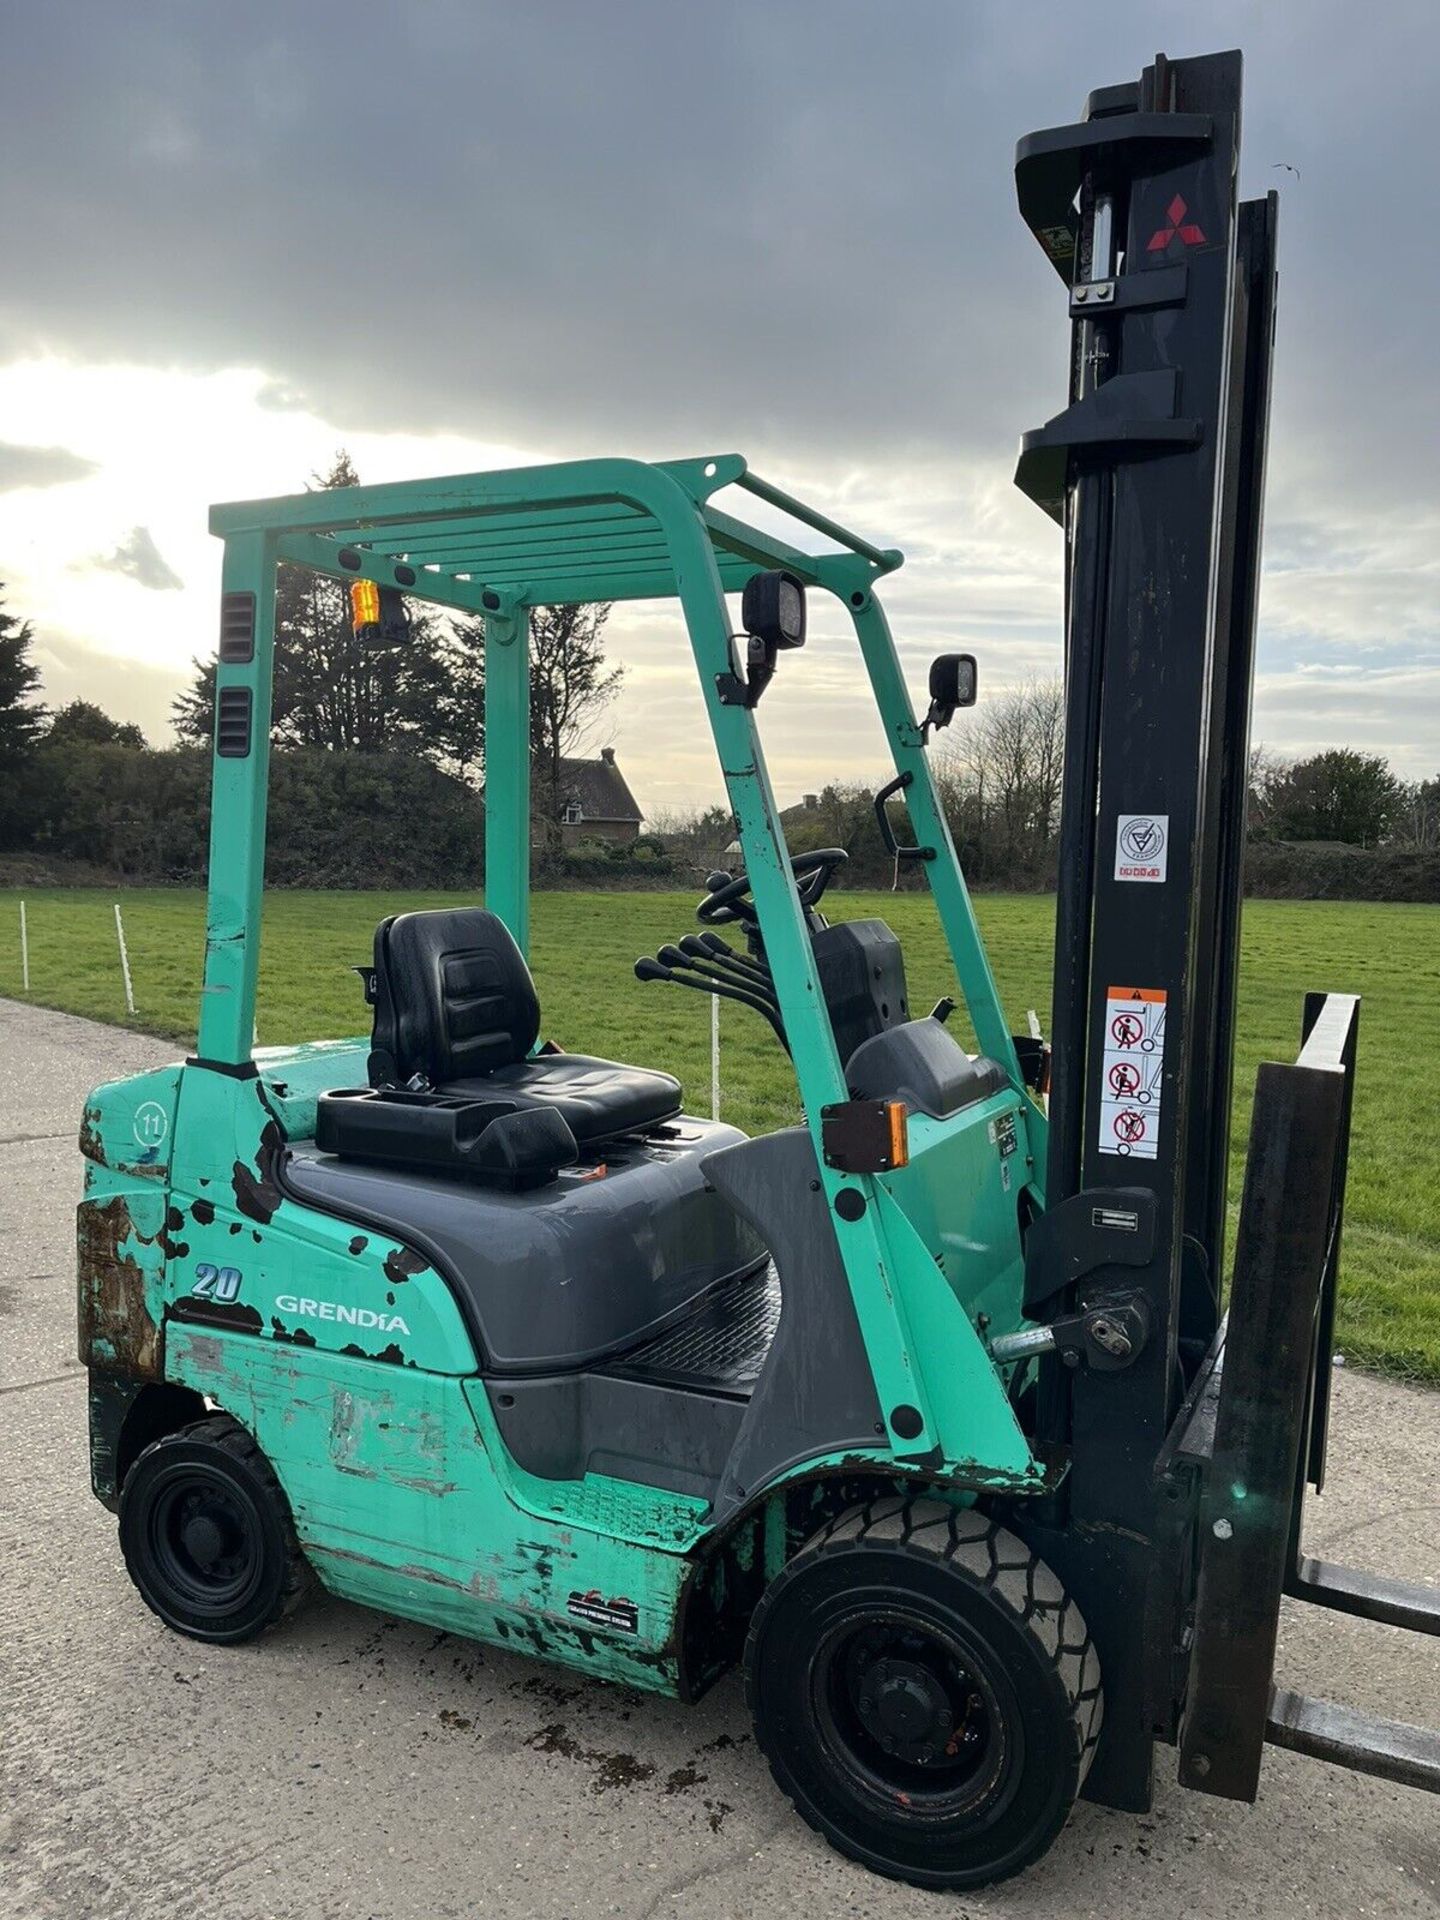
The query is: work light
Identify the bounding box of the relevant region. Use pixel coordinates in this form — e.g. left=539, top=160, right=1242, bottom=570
left=742, top=570, right=806, bottom=650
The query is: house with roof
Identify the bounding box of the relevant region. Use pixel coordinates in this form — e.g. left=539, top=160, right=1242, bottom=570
left=556, top=747, right=644, bottom=847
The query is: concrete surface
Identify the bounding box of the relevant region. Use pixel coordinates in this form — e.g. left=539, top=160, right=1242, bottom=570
left=1, top=997, right=1436, bottom=1919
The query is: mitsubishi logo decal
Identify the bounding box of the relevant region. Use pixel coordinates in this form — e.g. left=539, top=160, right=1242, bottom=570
left=1147, top=194, right=1207, bottom=252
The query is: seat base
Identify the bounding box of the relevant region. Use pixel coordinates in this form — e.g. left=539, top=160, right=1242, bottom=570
left=442, top=1051, right=681, bottom=1146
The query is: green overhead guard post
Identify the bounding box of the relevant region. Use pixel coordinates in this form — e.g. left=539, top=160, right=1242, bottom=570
left=196, top=530, right=276, bottom=1066
left=482, top=594, right=531, bottom=959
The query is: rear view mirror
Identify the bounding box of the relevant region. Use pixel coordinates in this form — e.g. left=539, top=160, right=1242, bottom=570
left=923, top=653, right=978, bottom=737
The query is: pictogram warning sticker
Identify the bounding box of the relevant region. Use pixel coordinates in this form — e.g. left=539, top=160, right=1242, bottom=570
left=1098, top=986, right=1166, bottom=1161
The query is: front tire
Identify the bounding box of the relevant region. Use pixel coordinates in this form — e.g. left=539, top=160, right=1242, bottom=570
left=745, top=1496, right=1102, bottom=1891
left=118, top=1414, right=313, bottom=1644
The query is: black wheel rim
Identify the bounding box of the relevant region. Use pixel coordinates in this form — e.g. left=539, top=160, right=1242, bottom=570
left=144, top=1465, right=266, bottom=1619
left=810, top=1603, right=1019, bottom=1823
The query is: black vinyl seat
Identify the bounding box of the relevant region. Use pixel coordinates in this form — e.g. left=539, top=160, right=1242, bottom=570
left=367, top=908, right=681, bottom=1146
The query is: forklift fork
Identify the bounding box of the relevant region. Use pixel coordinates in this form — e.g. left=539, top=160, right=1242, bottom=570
left=1173, top=992, right=1440, bottom=1798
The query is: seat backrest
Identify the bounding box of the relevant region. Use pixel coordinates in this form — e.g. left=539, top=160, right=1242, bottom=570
left=368, top=908, right=540, bottom=1088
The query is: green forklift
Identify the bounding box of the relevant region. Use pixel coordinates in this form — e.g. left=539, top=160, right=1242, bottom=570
left=78, top=49, right=1437, bottom=1891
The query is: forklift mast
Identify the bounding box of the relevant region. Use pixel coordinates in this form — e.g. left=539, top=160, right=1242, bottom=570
left=1014, top=49, right=1271, bottom=1809
left=1017, top=48, right=1272, bottom=1489
left=1015, top=49, right=1438, bottom=1814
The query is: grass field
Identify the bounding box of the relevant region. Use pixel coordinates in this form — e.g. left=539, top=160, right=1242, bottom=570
left=3, top=886, right=1436, bottom=1385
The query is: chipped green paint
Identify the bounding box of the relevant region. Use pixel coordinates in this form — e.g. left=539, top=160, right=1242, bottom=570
left=255, top=1037, right=369, bottom=1140
left=168, top=1326, right=691, bottom=1693
left=462, top=1381, right=711, bottom=1551
left=80, top=1065, right=182, bottom=1182
left=167, top=1060, right=476, bottom=1374
left=76, top=1182, right=169, bottom=1377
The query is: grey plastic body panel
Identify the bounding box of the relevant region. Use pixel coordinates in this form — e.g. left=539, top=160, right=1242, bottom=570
left=282, top=1116, right=765, bottom=1373
left=488, top=1373, right=747, bottom=1499
left=490, top=1262, right=781, bottom=1497
left=702, top=1128, right=884, bottom=1526
left=845, top=1017, right=1009, bottom=1118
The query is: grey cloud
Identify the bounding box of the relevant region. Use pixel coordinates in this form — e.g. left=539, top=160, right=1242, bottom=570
left=255, top=378, right=310, bottom=412
left=3, top=1, right=1437, bottom=788
left=0, top=441, right=99, bottom=491
left=1, top=1, right=1435, bottom=508
left=90, top=525, right=185, bottom=591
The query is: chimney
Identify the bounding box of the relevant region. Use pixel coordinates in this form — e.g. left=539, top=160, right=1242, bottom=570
left=600, top=746, right=616, bottom=765
left=803, top=793, right=818, bottom=810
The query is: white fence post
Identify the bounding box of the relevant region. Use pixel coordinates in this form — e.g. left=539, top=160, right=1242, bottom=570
left=711, top=991, right=720, bottom=1122
left=114, top=903, right=136, bottom=1015
left=19, top=899, right=29, bottom=992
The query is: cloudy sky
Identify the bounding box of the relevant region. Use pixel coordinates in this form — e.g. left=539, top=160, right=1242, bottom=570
left=3, top=1, right=1437, bottom=814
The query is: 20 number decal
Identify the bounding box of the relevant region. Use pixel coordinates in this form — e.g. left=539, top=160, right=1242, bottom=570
left=191, top=1263, right=243, bottom=1303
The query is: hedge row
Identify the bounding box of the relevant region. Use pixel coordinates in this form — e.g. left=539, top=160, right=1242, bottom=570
left=10, top=743, right=1438, bottom=899
left=14, top=742, right=684, bottom=889
left=1241, top=843, right=1440, bottom=903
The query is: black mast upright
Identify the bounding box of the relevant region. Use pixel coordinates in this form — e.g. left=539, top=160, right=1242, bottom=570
left=1013, top=50, right=1279, bottom=1809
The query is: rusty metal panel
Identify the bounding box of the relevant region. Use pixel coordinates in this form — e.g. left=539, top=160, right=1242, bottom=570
left=76, top=1188, right=167, bottom=1379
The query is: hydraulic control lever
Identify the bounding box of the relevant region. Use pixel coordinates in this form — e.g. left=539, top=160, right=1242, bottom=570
left=659, top=943, right=785, bottom=1023
left=693, top=931, right=773, bottom=982
left=634, top=954, right=789, bottom=1049
left=679, top=934, right=774, bottom=994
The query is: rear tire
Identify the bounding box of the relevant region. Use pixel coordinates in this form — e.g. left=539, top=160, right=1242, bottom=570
left=118, top=1415, right=313, bottom=1644
left=745, top=1496, right=1101, bottom=1891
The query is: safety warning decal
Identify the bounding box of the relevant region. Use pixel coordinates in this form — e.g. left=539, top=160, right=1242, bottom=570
left=1114, top=813, right=1168, bottom=883
left=1097, top=986, right=1165, bottom=1161
left=567, top=1589, right=639, bottom=1634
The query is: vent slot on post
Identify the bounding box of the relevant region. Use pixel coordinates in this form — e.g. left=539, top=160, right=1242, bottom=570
left=219, top=592, right=256, bottom=663
left=216, top=687, right=253, bottom=758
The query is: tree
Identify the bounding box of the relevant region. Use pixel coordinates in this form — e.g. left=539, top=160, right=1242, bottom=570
left=170, top=452, right=455, bottom=757
left=936, top=676, right=1065, bottom=878
left=646, top=803, right=738, bottom=878
left=0, top=587, right=46, bottom=846
left=44, top=699, right=146, bottom=749
left=1267, top=749, right=1402, bottom=847
left=1246, top=742, right=1290, bottom=839
left=171, top=658, right=216, bottom=745
left=528, top=603, right=624, bottom=848
left=1391, top=777, right=1440, bottom=852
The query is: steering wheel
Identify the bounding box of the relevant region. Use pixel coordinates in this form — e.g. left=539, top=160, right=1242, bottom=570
left=698, top=848, right=848, bottom=926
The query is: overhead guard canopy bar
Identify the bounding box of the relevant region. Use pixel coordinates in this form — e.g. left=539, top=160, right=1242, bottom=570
left=213, top=455, right=902, bottom=610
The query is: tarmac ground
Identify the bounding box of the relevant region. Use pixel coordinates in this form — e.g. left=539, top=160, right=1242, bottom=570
left=1, top=998, right=1436, bottom=1918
